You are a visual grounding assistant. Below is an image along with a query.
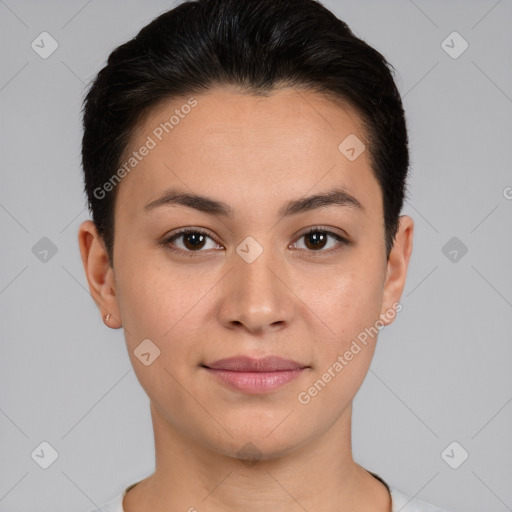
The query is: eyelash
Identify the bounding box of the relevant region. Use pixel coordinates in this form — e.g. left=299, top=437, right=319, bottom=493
left=161, top=227, right=349, bottom=258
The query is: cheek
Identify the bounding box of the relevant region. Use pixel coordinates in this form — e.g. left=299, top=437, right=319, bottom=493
left=115, top=262, right=203, bottom=411
left=115, top=258, right=218, bottom=399
left=300, top=261, right=385, bottom=349
left=115, top=253, right=199, bottom=339
left=295, top=269, right=383, bottom=414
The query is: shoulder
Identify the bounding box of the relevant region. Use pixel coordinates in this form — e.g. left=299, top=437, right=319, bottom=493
left=85, top=479, right=143, bottom=512
left=85, top=491, right=124, bottom=512
left=390, top=487, right=454, bottom=512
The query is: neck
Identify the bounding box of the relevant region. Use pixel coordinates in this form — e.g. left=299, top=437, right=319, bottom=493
left=123, top=401, right=391, bottom=512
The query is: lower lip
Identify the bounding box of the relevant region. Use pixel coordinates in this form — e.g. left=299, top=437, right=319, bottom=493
left=203, top=367, right=306, bottom=394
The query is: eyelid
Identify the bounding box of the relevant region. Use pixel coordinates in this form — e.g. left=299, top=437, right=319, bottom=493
left=289, top=226, right=349, bottom=254
left=293, top=225, right=349, bottom=243
left=161, top=227, right=222, bottom=257
left=161, top=225, right=350, bottom=256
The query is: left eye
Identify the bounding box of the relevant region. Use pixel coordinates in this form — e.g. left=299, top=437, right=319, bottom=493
left=292, top=229, right=347, bottom=252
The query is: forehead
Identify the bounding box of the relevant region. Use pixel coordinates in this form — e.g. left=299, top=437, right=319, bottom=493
left=115, top=86, right=381, bottom=222
left=136, top=86, right=365, bottom=151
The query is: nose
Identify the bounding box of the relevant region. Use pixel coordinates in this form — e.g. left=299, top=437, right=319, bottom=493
left=218, top=241, right=294, bottom=336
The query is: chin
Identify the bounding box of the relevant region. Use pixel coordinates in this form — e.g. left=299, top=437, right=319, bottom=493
left=201, top=423, right=311, bottom=464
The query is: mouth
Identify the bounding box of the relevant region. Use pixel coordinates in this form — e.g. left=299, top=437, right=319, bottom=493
left=201, top=355, right=310, bottom=394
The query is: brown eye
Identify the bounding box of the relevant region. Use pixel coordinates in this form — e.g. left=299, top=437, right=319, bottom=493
left=292, top=228, right=348, bottom=253
left=180, top=232, right=207, bottom=250
left=163, top=229, right=222, bottom=255
left=304, top=231, right=329, bottom=250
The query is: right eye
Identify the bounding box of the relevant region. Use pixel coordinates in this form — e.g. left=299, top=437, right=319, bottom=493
left=161, top=228, right=224, bottom=256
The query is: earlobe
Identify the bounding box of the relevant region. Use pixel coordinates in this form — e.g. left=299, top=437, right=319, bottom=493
left=103, top=312, right=121, bottom=329
left=380, top=215, right=414, bottom=326
left=78, top=220, right=122, bottom=329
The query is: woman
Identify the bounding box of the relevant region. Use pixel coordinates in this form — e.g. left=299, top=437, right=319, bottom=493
left=78, top=0, right=452, bottom=510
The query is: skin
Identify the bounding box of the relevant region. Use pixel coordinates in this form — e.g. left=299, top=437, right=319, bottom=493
left=78, top=86, right=413, bottom=512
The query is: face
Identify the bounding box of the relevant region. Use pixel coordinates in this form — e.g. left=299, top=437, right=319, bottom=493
left=79, top=86, right=413, bottom=460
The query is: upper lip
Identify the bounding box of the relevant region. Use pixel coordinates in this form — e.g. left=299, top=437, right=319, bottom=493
left=203, top=356, right=308, bottom=372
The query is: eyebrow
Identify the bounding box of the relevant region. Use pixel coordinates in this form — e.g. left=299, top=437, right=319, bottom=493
left=144, top=186, right=364, bottom=218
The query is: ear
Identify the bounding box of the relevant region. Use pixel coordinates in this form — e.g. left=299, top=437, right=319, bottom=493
left=78, top=220, right=122, bottom=328
left=380, top=215, right=414, bottom=326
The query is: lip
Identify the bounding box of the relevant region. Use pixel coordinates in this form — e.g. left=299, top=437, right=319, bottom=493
left=204, top=355, right=307, bottom=372
left=202, top=356, right=309, bottom=394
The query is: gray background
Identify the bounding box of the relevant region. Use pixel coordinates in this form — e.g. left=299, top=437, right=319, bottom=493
left=0, top=0, right=511, bottom=511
